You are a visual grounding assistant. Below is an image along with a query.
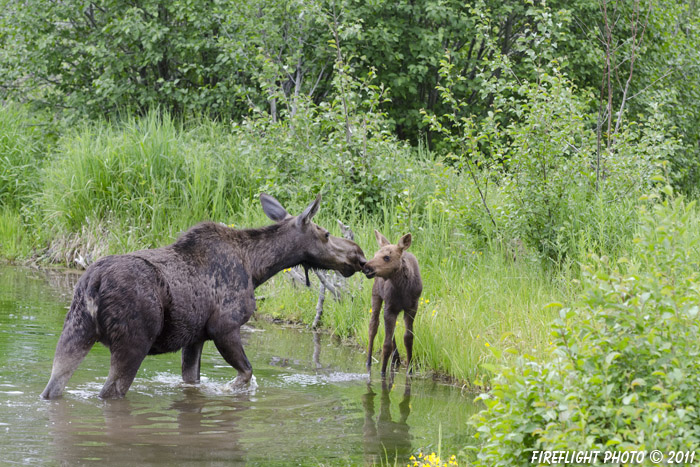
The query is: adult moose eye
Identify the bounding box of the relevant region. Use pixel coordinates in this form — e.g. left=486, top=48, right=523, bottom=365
left=325, top=232, right=330, bottom=239
left=383, top=256, right=390, bottom=262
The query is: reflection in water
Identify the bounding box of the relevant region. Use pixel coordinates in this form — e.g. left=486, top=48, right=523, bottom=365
left=48, top=387, right=249, bottom=465
left=362, top=378, right=413, bottom=463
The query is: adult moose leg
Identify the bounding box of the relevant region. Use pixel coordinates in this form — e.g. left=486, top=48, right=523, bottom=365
left=100, top=343, right=151, bottom=398
left=213, top=326, right=252, bottom=388
left=182, top=341, right=205, bottom=384
left=41, top=305, right=97, bottom=399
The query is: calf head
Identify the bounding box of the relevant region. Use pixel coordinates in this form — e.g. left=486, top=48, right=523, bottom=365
left=363, top=230, right=412, bottom=279
left=260, top=193, right=366, bottom=278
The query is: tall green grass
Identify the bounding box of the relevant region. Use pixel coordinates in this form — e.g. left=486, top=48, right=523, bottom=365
left=39, top=112, right=262, bottom=253
left=0, top=103, right=46, bottom=209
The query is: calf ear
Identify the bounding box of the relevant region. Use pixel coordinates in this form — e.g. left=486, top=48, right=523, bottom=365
left=298, top=194, right=321, bottom=226
left=375, top=230, right=390, bottom=247
left=260, top=193, right=290, bottom=222
left=398, top=233, right=412, bottom=251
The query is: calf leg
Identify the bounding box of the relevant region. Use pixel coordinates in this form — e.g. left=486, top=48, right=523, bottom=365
left=213, top=327, right=252, bottom=388
left=403, top=308, right=417, bottom=375
left=380, top=310, right=398, bottom=378
left=391, top=336, right=401, bottom=369
left=366, top=295, right=383, bottom=372
left=182, top=341, right=205, bottom=383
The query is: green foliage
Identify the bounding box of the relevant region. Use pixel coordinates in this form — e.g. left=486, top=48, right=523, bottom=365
left=0, top=103, right=48, bottom=209
left=39, top=111, right=259, bottom=247
left=236, top=65, right=406, bottom=214
left=0, top=208, right=33, bottom=259
left=470, top=190, right=700, bottom=465
left=424, top=4, right=672, bottom=262
left=1, top=0, right=252, bottom=118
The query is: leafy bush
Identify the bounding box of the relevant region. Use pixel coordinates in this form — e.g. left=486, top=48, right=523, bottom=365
left=234, top=69, right=410, bottom=215
left=470, top=189, right=700, bottom=465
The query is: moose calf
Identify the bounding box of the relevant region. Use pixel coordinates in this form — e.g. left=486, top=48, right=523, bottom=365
left=363, top=230, right=422, bottom=377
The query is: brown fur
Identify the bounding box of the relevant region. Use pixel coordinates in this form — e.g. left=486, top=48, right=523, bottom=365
left=363, top=230, right=422, bottom=377
left=41, top=194, right=366, bottom=399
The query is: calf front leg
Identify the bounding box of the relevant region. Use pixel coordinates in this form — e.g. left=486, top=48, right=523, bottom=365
left=182, top=341, right=205, bottom=383
left=367, top=295, right=383, bottom=372
left=380, top=310, right=399, bottom=378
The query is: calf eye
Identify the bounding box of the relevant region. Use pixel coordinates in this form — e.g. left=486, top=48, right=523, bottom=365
left=383, top=255, right=390, bottom=262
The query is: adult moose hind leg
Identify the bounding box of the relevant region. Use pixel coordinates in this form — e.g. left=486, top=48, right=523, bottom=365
left=213, top=326, right=253, bottom=388
left=99, top=342, right=151, bottom=399
left=41, top=301, right=97, bottom=399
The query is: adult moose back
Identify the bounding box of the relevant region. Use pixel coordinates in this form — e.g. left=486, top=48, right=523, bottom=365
left=41, top=194, right=366, bottom=399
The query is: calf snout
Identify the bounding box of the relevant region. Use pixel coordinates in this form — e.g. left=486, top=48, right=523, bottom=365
left=363, top=264, right=376, bottom=279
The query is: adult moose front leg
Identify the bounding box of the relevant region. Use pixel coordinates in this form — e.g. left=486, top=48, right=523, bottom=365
left=181, top=341, right=205, bottom=384
left=213, top=326, right=253, bottom=388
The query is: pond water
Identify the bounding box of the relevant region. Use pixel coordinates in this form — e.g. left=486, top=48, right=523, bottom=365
left=0, top=265, right=477, bottom=466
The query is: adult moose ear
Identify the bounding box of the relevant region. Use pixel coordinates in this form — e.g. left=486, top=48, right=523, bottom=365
left=260, top=193, right=290, bottom=222
left=374, top=230, right=390, bottom=247
left=297, top=194, right=321, bottom=227
left=398, top=233, right=412, bottom=251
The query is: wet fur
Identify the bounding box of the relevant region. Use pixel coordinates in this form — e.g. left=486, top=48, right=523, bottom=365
left=41, top=195, right=366, bottom=399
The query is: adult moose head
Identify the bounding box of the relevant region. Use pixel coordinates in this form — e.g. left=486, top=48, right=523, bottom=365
left=41, top=194, right=366, bottom=399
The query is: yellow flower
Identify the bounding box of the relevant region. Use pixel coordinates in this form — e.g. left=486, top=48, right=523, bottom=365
left=485, top=342, right=491, bottom=348
left=431, top=309, right=437, bottom=317
left=369, top=307, right=373, bottom=313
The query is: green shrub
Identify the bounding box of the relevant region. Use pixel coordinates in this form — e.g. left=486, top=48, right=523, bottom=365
left=470, top=189, right=700, bottom=465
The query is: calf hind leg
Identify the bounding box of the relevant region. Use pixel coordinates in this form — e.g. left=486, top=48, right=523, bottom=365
left=403, top=309, right=417, bottom=375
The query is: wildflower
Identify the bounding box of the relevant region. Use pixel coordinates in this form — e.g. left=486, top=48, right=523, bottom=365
left=369, top=307, right=373, bottom=314
left=431, top=309, right=437, bottom=317
left=485, top=342, right=490, bottom=348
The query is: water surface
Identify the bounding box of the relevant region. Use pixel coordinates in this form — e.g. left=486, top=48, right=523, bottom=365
left=0, top=265, right=476, bottom=465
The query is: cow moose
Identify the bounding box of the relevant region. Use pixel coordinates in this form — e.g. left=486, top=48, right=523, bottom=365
left=41, top=194, right=367, bottom=399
